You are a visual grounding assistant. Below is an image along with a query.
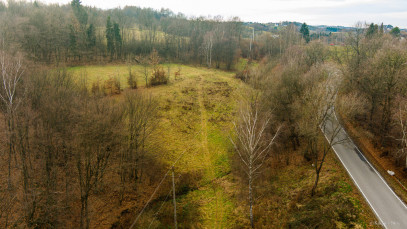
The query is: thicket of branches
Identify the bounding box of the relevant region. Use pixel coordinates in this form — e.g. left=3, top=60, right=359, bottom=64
left=333, top=23, right=407, bottom=168
left=0, top=51, right=160, bottom=228
left=0, top=0, right=322, bottom=69
left=232, top=22, right=406, bottom=227
left=250, top=22, right=407, bottom=172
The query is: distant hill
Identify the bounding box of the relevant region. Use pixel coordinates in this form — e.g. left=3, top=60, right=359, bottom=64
left=243, top=21, right=400, bottom=33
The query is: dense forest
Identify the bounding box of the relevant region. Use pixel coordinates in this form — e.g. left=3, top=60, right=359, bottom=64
left=0, top=0, right=407, bottom=228
left=0, top=0, right=278, bottom=67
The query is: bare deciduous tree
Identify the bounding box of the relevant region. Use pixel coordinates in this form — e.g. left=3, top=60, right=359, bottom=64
left=135, top=55, right=149, bottom=87
left=202, top=31, right=213, bottom=68
left=373, top=47, right=406, bottom=134
left=0, top=48, right=24, bottom=190
left=298, top=64, right=346, bottom=196
left=231, top=98, right=280, bottom=228
left=119, top=91, right=157, bottom=204
left=76, top=97, right=122, bottom=229
left=397, top=106, right=407, bottom=169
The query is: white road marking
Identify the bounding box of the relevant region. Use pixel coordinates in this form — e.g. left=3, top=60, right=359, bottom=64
left=322, top=128, right=388, bottom=228
left=332, top=110, right=407, bottom=210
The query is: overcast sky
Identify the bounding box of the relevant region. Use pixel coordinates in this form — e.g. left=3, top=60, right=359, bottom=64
left=36, top=0, right=407, bottom=28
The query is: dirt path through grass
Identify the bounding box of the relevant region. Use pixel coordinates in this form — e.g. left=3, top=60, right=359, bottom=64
left=197, top=75, right=234, bottom=228
left=180, top=74, right=235, bottom=228
left=69, top=64, right=245, bottom=228
left=197, top=76, right=211, bottom=176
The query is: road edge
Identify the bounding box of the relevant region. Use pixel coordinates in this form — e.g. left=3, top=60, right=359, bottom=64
left=333, top=107, right=407, bottom=208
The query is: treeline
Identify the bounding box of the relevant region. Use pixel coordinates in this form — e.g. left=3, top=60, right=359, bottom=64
left=334, top=23, right=407, bottom=168
left=242, top=22, right=407, bottom=170
left=249, top=40, right=342, bottom=195
left=0, top=0, right=310, bottom=68
left=232, top=22, right=407, bottom=227
left=233, top=34, right=351, bottom=227
left=0, top=0, right=241, bottom=67
left=0, top=50, right=161, bottom=228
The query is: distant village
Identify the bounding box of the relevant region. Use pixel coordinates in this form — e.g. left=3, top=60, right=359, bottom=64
left=244, top=21, right=406, bottom=45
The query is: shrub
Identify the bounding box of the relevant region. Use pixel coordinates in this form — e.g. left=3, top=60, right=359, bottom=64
left=235, top=68, right=251, bottom=82
left=149, top=66, right=168, bottom=86
left=127, top=68, right=137, bottom=89
left=103, top=77, right=121, bottom=95
left=174, top=67, right=181, bottom=80
left=91, top=81, right=101, bottom=95
left=235, top=61, right=252, bottom=82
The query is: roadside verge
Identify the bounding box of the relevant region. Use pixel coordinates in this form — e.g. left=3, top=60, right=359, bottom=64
left=334, top=107, right=407, bottom=206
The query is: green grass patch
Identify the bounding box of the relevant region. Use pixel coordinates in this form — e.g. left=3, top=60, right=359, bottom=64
left=178, top=186, right=235, bottom=229
left=68, top=63, right=377, bottom=228
left=68, top=63, right=246, bottom=227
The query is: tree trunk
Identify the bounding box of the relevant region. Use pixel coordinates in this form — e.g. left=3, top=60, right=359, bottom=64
left=8, top=139, right=12, bottom=190
left=64, top=148, right=70, bottom=207
left=249, top=177, right=254, bottom=228
left=85, top=196, right=90, bottom=229
left=172, top=169, right=178, bottom=229
left=80, top=196, right=85, bottom=229
left=7, top=116, right=13, bottom=190
left=80, top=194, right=89, bottom=229
left=370, top=99, right=376, bottom=122
left=311, top=171, right=320, bottom=196
left=119, top=151, right=125, bottom=205
left=209, top=44, right=212, bottom=68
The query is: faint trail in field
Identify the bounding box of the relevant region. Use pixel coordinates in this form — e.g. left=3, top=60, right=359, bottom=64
left=198, top=75, right=238, bottom=229
left=196, top=76, right=224, bottom=228
left=196, top=76, right=210, bottom=165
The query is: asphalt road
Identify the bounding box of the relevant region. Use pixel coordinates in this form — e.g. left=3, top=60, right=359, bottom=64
left=323, top=110, right=407, bottom=229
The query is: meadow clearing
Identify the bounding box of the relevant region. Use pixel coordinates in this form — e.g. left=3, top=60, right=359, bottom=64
left=69, top=64, right=248, bottom=227
left=67, top=63, right=378, bottom=228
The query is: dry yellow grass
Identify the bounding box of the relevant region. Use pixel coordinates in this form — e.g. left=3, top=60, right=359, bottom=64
left=67, top=64, right=378, bottom=228
left=69, top=64, right=248, bottom=228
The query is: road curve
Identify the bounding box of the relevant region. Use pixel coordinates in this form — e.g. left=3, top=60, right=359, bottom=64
left=323, top=109, right=407, bottom=229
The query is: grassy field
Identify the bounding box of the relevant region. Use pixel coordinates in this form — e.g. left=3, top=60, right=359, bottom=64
left=140, top=65, right=244, bottom=228
left=68, top=64, right=378, bottom=228
left=69, top=64, right=248, bottom=228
